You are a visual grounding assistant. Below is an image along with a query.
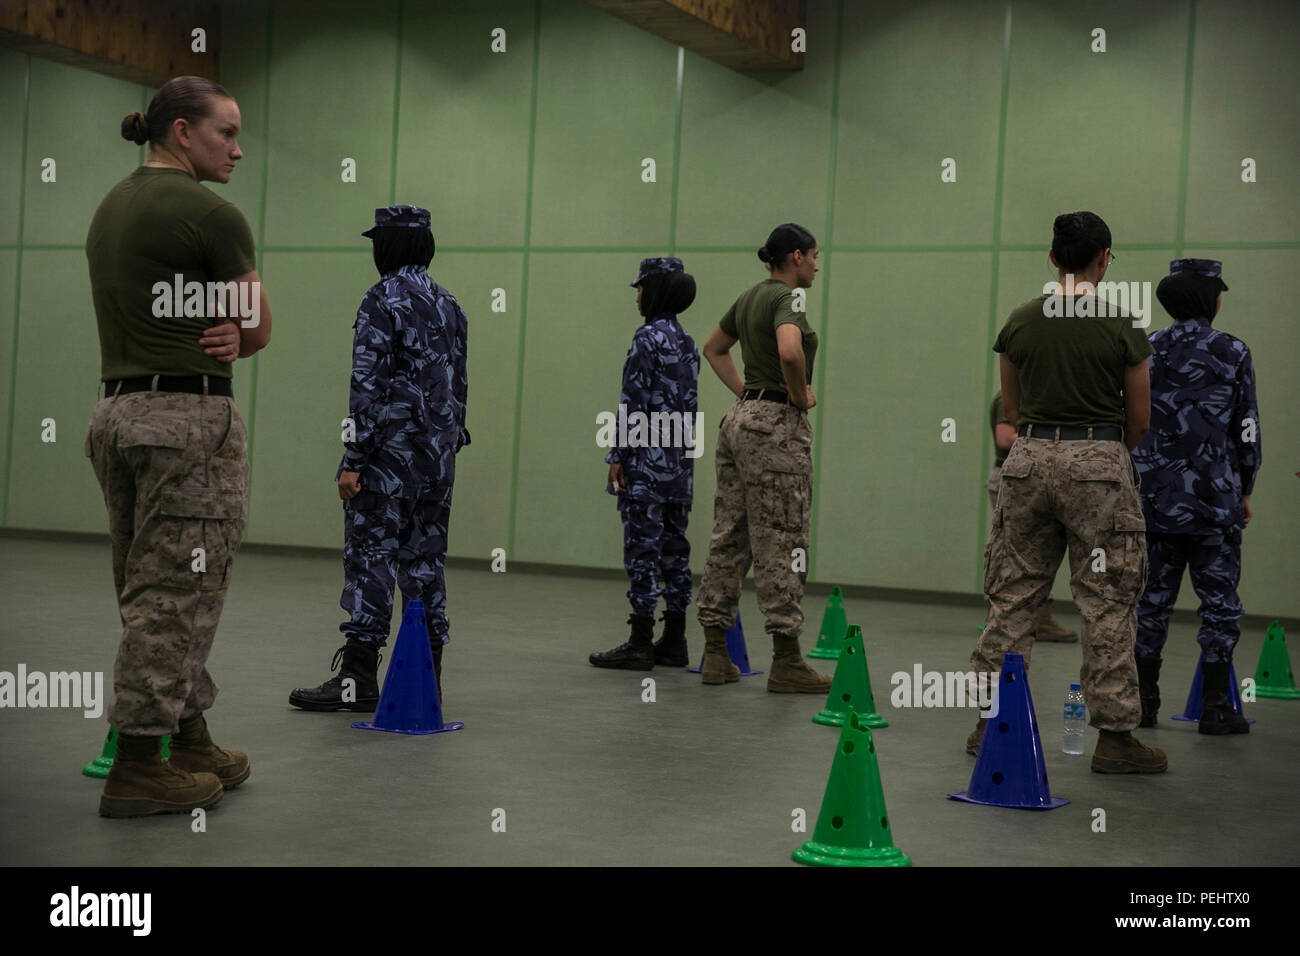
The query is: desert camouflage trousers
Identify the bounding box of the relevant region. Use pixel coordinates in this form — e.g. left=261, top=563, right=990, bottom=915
left=973, top=437, right=1147, bottom=731
left=87, top=388, right=247, bottom=736
left=697, top=398, right=812, bottom=642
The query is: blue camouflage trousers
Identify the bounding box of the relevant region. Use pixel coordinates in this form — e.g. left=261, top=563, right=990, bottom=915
left=619, top=496, right=692, bottom=618
left=340, top=483, right=453, bottom=647
left=1136, top=530, right=1242, bottom=663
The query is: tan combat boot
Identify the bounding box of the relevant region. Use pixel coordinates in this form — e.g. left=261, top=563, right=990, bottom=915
left=99, top=732, right=224, bottom=818
left=701, top=627, right=740, bottom=685
left=767, top=635, right=833, bottom=694
left=167, top=713, right=251, bottom=789
left=1091, top=730, right=1168, bottom=774
left=966, top=715, right=989, bottom=756
left=1035, top=604, right=1078, bottom=643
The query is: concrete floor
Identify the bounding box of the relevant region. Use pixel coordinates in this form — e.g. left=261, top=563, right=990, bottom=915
left=1, top=536, right=1295, bottom=866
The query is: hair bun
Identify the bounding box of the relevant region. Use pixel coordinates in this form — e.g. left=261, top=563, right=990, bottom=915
left=1053, top=212, right=1081, bottom=237
left=120, top=111, right=150, bottom=145
left=756, top=247, right=770, bottom=263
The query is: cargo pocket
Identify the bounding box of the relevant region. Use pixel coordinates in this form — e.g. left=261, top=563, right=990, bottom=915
left=1000, top=454, right=1032, bottom=481
left=747, top=412, right=810, bottom=476
left=214, top=401, right=248, bottom=459
left=118, top=415, right=189, bottom=451
left=1067, top=457, right=1122, bottom=483
left=138, top=487, right=246, bottom=590
left=1100, top=511, right=1147, bottom=604
left=982, top=509, right=1004, bottom=595
left=985, top=452, right=1031, bottom=595
left=754, top=471, right=810, bottom=534
left=991, top=451, right=1032, bottom=516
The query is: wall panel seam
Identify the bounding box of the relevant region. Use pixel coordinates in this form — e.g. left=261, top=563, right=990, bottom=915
left=977, top=0, right=1014, bottom=593
left=2, top=54, right=31, bottom=527
left=506, top=0, right=543, bottom=556
left=806, top=0, right=844, bottom=584
left=245, top=0, right=275, bottom=533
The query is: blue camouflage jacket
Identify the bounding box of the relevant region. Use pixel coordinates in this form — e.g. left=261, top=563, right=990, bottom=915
left=337, top=265, right=469, bottom=493
left=1134, top=317, right=1260, bottom=533
left=605, top=315, right=700, bottom=503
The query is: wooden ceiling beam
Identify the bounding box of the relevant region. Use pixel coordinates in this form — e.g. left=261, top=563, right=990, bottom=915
left=583, top=0, right=805, bottom=71
left=0, top=0, right=221, bottom=88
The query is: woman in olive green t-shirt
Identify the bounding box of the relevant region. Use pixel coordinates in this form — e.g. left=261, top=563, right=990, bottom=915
left=969, top=210, right=1167, bottom=776
left=693, top=223, right=832, bottom=697
left=84, top=76, right=270, bottom=819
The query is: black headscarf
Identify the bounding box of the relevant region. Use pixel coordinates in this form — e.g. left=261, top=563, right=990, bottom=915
left=639, top=271, right=696, bottom=321
left=1156, top=274, right=1223, bottom=322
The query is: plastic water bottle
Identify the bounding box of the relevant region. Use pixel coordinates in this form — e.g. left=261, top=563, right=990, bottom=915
left=1063, top=682, right=1086, bottom=754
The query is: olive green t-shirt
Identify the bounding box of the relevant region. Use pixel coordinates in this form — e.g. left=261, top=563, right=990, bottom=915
left=993, top=294, right=1152, bottom=429
left=718, top=278, right=818, bottom=392
left=86, top=166, right=257, bottom=380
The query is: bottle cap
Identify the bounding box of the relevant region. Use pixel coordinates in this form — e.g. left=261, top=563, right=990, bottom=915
left=1069, top=682, right=1082, bottom=691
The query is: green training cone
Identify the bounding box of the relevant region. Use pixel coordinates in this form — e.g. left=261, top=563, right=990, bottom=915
left=81, top=728, right=117, bottom=778
left=813, top=625, right=887, bottom=728
left=793, top=710, right=910, bottom=867
left=1254, top=620, right=1300, bottom=699
left=81, top=728, right=171, bottom=778
left=808, top=586, right=849, bottom=659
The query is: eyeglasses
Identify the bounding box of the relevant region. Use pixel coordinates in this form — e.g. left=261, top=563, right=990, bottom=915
left=1106, top=251, right=1117, bottom=265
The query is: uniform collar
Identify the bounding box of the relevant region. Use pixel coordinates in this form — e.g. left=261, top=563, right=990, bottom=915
left=1171, top=315, right=1214, bottom=333
left=381, top=264, right=427, bottom=280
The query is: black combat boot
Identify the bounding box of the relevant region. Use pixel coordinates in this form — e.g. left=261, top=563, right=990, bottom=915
left=653, top=610, right=689, bottom=667
left=288, top=640, right=382, bottom=712
left=1136, top=657, right=1162, bottom=728
left=589, top=615, right=655, bottom=670
left=1198, top=660, right=1250, bottom=735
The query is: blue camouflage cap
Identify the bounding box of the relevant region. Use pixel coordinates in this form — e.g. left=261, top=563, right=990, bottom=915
left=362, top=204, right=431, bottom=238
left=1169, top=258, right=1228, bottom=290
left=630, top=256, right=684, bottom=287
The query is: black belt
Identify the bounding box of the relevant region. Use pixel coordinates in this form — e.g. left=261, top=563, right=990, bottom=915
left=105, top=375, right=233, bottom=398
left=740, top=388, right=791, bottom=405
left=1018, top=423, right=1122, bottom=441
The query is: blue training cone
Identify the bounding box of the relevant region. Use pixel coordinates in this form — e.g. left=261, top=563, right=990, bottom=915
left=1170, top=651, right=1255, bottom=724
left=352, top=600, right=463, bottom=736
left=948, top=653, right=1068, bottom=810
left=687, top=613, right=763, bottom=676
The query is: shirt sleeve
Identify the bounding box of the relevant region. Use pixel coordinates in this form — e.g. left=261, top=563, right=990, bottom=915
left=338, top=297, right=396, bottom=477
left=605, top=328, right=657, bottom=466
left=992, top=321, right=1011, bottom=355
left=1120, top=322, right=1155, bottom=366
left=451, top=300, right=470, bottom=451
left=197, top=203, right=257, bottom=282
left=772, top=289, right=801, bottom=329
left=718, top=301, right=738, bottom=338
left=1233, top=347, right=1261, bottom=496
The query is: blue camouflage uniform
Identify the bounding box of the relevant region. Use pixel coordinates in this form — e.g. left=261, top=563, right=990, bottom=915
left=606, top=257, right=701, bottom=617
left=1133, top=259, right=1260, bottom=664
left=337, top=205, right=469, bottom=647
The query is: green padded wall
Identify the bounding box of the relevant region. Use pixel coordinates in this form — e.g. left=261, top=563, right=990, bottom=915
left=1, top=0, right=1295, bottom=616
